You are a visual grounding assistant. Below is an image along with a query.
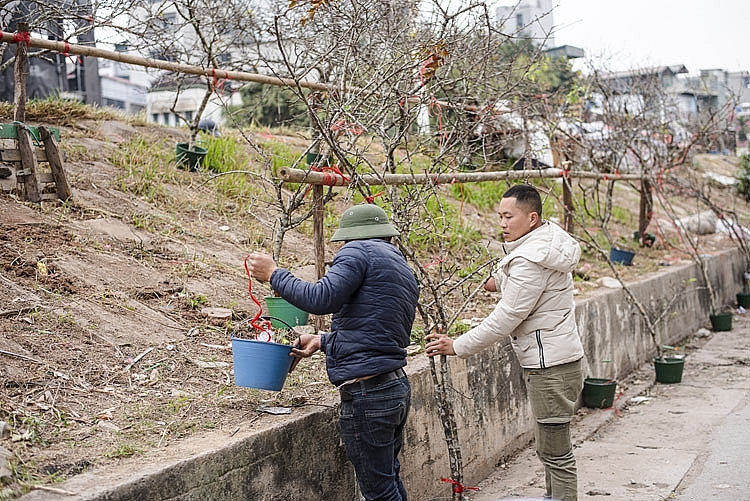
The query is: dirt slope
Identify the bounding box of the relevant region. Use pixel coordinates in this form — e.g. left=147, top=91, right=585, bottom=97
left=0, top=114, right=745, bottom=498
left=0, top=118, right=334, bottom=498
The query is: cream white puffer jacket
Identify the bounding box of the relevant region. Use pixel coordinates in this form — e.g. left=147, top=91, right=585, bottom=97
left=453, top=221, right=584, bottom=368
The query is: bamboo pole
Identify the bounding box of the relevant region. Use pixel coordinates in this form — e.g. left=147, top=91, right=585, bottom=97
left=0, top=31, right=474, bottom=112
left=278, top=167, right=643, bottom=186
left=0, top=30, right=347, bottom=94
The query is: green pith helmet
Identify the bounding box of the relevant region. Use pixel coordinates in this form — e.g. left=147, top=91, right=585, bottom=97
left=330, top=204, right=400, bottom=242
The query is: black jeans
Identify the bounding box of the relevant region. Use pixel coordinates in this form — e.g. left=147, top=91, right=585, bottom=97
left=339, top=370, right=411, bottom=500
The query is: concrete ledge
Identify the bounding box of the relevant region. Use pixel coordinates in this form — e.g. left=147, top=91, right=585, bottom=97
left=21, top=249, right=744, bottom=500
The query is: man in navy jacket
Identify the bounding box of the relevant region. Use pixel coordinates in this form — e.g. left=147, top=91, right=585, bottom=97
left=246, top=203, right=419, bottom=501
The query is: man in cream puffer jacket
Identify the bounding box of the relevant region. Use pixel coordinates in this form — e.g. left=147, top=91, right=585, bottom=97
left=426, top=184, right=584, bottom=501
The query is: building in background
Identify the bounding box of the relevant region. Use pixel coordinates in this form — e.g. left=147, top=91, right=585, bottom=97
left=0, top=0, right=100, bottom=105
left=497, top=0, right=555, bottom=46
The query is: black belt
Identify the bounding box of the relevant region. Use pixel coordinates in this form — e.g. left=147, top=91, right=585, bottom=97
left=339, top=368, right=406, bottom=401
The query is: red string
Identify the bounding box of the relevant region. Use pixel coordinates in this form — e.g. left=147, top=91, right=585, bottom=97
left=365, top=191, right=383, bottom=203
left=603, top=387, right=623, bottom=417
left=425, top=255, right=446, bottom=268
left=12, top=32, right=30, bottom=45
left=440, top=477, right=479, bottom=494
left=63, top=42, right=70, bottom=56
left=243, top=255, right=272, bottom=333
left=302, top=164, right=349, bottom=198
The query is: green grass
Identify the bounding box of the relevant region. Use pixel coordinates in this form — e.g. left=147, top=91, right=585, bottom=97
left=110, top=134, right=175, bottom=203
left=406, top=193, right=484, bottom=256
left=104, top=443, right=141, bottom=459
left=448, top=180, right=507, bottom=210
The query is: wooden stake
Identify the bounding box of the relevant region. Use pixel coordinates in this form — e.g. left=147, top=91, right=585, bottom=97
left=39, top=126, right=72, bottom=201
left=562, top=173, right=574, bottom=233
left=16, top=124, right=41, bottom=203
left=313, top=184, right=325, bottom=280
left=12, top=22, right=28, bottom=122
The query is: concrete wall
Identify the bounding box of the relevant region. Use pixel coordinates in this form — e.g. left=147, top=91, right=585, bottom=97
left=24, top=249, right=744, bottom=501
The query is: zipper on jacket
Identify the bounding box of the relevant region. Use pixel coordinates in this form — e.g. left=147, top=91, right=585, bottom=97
left=536, top=330, right=546, bottom=368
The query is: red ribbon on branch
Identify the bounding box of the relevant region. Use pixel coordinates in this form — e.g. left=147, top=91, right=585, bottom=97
left=365, top=191, right=383, bottom=204
left=424, top=255, right=446, bottom=268
left=12, top=31, right=30, bottom=45
left=440, top=477, right=479, bottom=494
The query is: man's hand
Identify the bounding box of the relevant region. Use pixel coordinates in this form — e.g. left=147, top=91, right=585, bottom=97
left=245, top=252, right=277, bottom=282
left=424, top=333, right=456, bottom=357
left=291, top=333, right=321, bottom=358
left=289, top=333, right=321, bottom=372
left=484, top=276, right=497, bottom=292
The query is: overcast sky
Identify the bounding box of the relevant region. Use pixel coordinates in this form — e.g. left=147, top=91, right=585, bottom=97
left=547, top=0, right=750, bottom=74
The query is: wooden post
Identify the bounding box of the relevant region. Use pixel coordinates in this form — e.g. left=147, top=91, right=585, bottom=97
left=562, top=173, right=574, bottom=233
left=12, top=23, right=41, bottom=202
left=312, top=184, right=326, bottom=332
left=13, top=22, right=28, bottom=122
left=39, top=126, right=72, bottom=201
left=313, top=185, right=325, bottom=279
left=16, top=124, right=41, bottom=203
left=638, top=177, right=653, bottom=247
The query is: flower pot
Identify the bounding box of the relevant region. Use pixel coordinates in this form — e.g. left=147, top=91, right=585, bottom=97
left=633, top=231, right=656, bottom=247
left=582, top=378, right=617, bottom=409
left=175, top=142, right=207, bottom=171
left=654, top=356, right=684, bottom=384
left=264, top=296, right=309, bottom=329
left=609, top=247, right=635, bottom=266
left=305, top=151, right=331, bottom=166
left=709, top=312, right=732, bottom=331
left=737, top=292, right=750, bottom=308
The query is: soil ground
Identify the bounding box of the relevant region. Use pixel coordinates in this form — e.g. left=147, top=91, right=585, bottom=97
left=0, top=110, right=746, bottom=499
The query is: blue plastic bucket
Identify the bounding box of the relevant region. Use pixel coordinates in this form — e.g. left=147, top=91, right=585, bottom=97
left=231, top=337, right=294, bottom=391
left=609, top=247, right=635, bottom=266
left=264, top=296, right=309, bottom=329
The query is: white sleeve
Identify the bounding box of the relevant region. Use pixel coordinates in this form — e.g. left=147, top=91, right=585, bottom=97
left=453, top=258, right=545, bottom=358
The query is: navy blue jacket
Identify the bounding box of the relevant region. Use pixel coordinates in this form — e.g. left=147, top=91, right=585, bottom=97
left=269, top=239, right=419, bottom=386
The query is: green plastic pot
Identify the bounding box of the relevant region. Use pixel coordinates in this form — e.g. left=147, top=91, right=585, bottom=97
left=176, top=142, right=207, bottom=171
left=709, top=312, right=732, bottom=332
left=582, top=378, right=617, bottom=409
left=305, top=152, right=331, bottom=166
left=654, top=356, right=684, bottom=384
left=264, top=296, right=309, bottom=329
left=737, top=292, right=750, bottom=308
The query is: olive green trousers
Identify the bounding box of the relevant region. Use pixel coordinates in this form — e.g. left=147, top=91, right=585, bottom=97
left=524, top=358, right=584, bottom=501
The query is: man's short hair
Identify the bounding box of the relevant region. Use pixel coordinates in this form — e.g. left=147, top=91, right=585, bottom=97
left=503, top=184, right=542, bottom=217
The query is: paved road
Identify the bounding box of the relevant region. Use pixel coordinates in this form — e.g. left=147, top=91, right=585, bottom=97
left=469, top=312, right=750, bottom=501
